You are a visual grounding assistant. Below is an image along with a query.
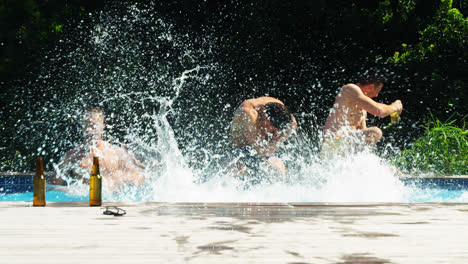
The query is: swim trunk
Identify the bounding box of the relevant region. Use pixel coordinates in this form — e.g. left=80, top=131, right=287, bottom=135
left=224, top=146, right=263, bottom=171
left=221, top=146, right=274, bottom=185
left=320, top=132, right=367, bottom=159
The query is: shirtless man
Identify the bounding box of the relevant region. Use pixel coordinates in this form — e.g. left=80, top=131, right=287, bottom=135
left=229, top=97, right=297, bottom=177
left=322, top=77, right=403, bottom=156
left=52, top=107, right=145, bottom=189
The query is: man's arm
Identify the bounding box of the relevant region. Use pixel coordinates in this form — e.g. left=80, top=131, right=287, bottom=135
left=238, top=102, right=296, bottom=157
left=115, top=147, right=146, bottom=185
left=119, top=144, right=146, bottom=170
left=237, top=105, right=263, bottom=151
left=241, top=106, right=280, bottom=157
left=344, top=84, right=403, bottom=117
left=357, top=111, right=367, bottom=130
left=261, top=115, right=297, bottom=156
left=275, top=115, right=297, bottom=143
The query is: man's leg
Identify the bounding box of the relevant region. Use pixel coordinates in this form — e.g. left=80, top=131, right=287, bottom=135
left=266, top=157, right=286, bottom=178
left=220, top=147, right=249, bottom=177
left=362, top=127, right=382, bottom=146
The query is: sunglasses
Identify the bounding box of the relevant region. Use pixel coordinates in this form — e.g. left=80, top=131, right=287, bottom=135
left=102, top=206, right=127, bottom=216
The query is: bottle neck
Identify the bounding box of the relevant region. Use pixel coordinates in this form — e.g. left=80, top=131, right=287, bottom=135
left=36, top=159, right=44, bottom=177
left=91, top=157, right=100, bottom=176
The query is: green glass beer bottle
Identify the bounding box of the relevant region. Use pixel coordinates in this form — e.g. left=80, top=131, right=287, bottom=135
left=89, top=157, right=102, bottom=206
left=390, top=112, right=400, bottom=124
left=33, top=157, right=46, bottom=206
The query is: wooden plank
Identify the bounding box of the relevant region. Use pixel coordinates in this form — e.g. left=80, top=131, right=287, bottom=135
left=0, top=202, right=467, bottom=263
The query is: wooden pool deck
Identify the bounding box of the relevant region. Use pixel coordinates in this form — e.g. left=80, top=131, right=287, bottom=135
left=1, top=202, right=467, bottom=263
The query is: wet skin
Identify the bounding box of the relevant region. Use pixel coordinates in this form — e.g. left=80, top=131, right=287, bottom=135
left=51, top=111, right=145, bottom=190
left=230, top=97, right=297, bottom=176
left=323, top=83, right=403, bottom=145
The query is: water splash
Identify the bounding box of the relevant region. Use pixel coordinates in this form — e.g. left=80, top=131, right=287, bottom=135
left=7, top=2, right=466, bottom=203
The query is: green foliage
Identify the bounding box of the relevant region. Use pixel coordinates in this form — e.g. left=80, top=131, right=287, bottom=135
left=375, top=0, right=417, bottom=24
left=394, top=115, right=468, bottom=175
left=0, top=151, right=29, bottom=171
left=391, top=0, right=468, bottom=63
left=386, top=0, right=468, bottom=126
left=0, top=0, right=102, bottom=81
left=377, top=0, right=394, bottom=24
left=398, top=0, right=417, bottom=21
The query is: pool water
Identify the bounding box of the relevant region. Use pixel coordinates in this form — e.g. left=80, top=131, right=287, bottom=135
left=408, top=189, right=467, bottom=202
left=400, top=178, right=468, bottom=202
left=2, top=154, right=467, bottom=203
left=1, top=190, right=87, bottom=202
left=1, top=179, right=467, bottom=203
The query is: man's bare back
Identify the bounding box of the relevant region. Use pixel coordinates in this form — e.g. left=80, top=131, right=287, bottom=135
left=323, top=82, right=402, bottom=145
left=323, top=84, right=367, bottom=138
left=229, top=97, right=297, bottom=176
left=231, top=97, right=291, bottom=156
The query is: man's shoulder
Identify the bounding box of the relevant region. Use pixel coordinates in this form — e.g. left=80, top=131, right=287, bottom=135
left=341, top=83, right=360, bottom=92
left=340, top=83, right=363, bottom=98
left=243, top=97, right=282, bottom=106
left=237, top=99, right=258, bottom=117
left=257, top=96, right=283, bottom=105
left=98, top=141, right=122, bottom=153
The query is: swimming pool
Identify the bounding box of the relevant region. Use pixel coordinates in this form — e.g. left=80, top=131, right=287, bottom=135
left=1, top=174, right=467, bottom=203
left=399, top=177, right=468, bottom=202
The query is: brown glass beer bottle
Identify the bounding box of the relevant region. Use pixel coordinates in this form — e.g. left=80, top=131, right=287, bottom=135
left=33, top=157, right=46, bottom=206
left=89, top=157, right=102, bottom=206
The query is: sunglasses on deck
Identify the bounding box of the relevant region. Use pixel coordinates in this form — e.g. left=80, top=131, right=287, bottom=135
left=102, top=206, right=127, bottom=216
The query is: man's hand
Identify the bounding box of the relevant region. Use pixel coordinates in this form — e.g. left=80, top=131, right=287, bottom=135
left=391, top=100, right=403, bottom=115
left=256, top=118, right=297, bottom=157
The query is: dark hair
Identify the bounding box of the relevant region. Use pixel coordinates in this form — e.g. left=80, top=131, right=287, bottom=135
left=86, top=107, right=103, bottom=115
left=264, top=102, right=292, bottom=130
left=357, top=69, right=386, bottom=86
left=83, top=107, right=104, bottom=124
left=84, top=107, right=103, bottom=118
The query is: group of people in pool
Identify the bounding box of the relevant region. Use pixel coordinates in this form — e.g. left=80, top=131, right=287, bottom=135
left=52, top=75, right=403, bottom=189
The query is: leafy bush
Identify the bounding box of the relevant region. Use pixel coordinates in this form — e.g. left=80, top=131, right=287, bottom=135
left=394, top=115, right=468, bottom=175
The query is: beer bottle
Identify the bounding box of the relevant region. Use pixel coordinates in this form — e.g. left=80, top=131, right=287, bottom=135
left=33, top=157, right=46, bottom=206
left=390, top=112, right=400, bottom=124
left=89, top=157, right=102, bottom=206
